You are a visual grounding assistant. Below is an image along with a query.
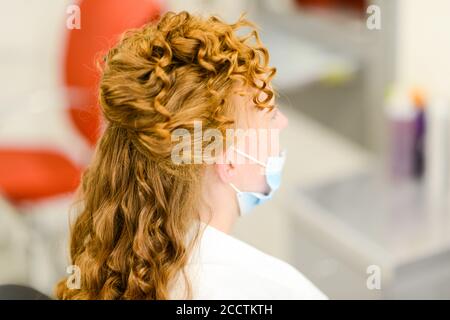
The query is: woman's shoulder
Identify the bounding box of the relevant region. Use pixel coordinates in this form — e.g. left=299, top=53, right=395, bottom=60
left=182, top=224, right=327, bottom=299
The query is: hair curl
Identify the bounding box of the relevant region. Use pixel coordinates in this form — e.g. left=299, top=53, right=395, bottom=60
left=55, top=11, right=276, bottom=300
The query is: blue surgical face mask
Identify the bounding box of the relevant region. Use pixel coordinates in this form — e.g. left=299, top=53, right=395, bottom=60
left=229, top=148, right=286, bottom=216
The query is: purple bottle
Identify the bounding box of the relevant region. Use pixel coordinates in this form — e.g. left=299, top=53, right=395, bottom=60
left=412, top=90, right=426, bottom=179
left=386, top=91, right=417, bottom=181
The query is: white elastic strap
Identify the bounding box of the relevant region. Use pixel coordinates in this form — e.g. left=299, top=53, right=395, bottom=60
left=229, top=183, right=241, bottom=193
left=231, top=146, right=267, bottom=167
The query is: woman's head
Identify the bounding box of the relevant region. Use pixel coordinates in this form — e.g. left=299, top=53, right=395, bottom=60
left=220, top=85, right=288, bottom=196
left=56, top=11, right=282, bottom=300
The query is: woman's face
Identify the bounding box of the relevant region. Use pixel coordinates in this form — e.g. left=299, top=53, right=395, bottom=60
left=229, top=87, right=289, bottom=194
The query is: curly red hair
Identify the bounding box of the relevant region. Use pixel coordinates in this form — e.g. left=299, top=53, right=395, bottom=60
left=56, top=11, right=276, bottom=300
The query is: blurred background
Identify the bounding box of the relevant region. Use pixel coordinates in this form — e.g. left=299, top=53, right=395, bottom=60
left=2, top=0, right=450, bottom=299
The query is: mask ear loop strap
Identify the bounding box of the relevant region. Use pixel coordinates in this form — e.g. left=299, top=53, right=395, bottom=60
left=231, top=146, right=267, bottom=167
left=229, top=183, right=241, bottom=193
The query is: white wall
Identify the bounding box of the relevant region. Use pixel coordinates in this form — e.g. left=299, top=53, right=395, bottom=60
left=0, top=0, right=92, bottom=165
left=396, top=0, right=450, bottom=99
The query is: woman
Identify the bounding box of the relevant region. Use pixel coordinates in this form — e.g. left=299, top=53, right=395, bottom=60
left=56, top=11, right=326, bottom=300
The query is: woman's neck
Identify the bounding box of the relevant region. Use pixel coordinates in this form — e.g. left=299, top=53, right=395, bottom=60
left=199, top=171, right=239, bottom=234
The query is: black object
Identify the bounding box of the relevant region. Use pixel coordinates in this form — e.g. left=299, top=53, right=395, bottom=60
left=0, top=284, right=51, bottom=300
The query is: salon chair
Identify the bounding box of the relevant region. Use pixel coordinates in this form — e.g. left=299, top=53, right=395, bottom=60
left=0, top=284, right=51, bottom=300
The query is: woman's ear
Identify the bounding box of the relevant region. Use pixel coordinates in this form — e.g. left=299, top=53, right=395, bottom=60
left=215, top=163, right=237, bottom=184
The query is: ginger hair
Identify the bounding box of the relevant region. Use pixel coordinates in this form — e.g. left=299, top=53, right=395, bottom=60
left=55, top=11, right=275, bottom=300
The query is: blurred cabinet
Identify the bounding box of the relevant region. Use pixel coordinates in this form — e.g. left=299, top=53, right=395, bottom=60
left=252, top=0, right=397, bottom=151
left=288, top=171, right=450, bottom=299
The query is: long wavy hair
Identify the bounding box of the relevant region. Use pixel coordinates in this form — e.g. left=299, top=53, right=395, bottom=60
left=55, top=11, right=276, bottom=300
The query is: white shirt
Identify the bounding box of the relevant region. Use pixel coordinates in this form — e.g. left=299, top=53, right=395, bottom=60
left=169, top=223, right=327, bottom=300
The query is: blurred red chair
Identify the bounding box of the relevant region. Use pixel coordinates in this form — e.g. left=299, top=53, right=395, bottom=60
left=0, top=0, right=161, bottom=203
left=0, top=150, right=81, bottom=202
